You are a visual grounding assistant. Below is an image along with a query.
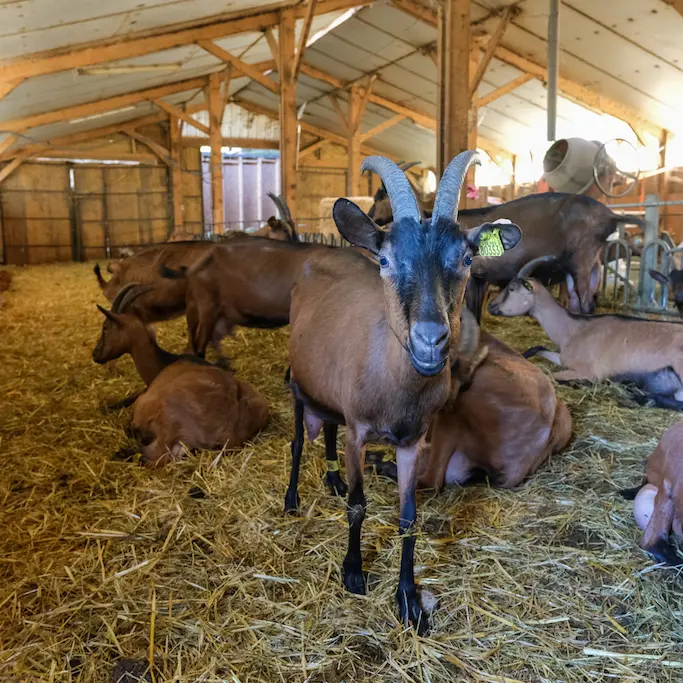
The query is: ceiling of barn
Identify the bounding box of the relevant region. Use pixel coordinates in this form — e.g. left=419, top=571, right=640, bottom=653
left=0, top=0, right=682, bottom=171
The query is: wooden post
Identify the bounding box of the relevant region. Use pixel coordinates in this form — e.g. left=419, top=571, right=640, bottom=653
left=279, top=8, right=297, bottom=217
left=207, top=72, right=224, bottom=233
left=464, top=43, right=479, bottom=207
left=347, top=84, right=363, bottom=196
left=169, top=116, right=184, bottom=233
left=436, top=0, right=471, bottom=178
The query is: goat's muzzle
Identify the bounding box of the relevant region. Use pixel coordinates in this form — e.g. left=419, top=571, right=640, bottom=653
left=407, top=321, right=449, bottom=376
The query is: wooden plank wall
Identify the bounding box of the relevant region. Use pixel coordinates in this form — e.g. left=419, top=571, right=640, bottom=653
left=182, top=146, right=204, bottom=237
left=1, top=162, right=71, bottom=265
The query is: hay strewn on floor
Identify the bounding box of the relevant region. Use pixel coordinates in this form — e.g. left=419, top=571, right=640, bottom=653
left=1, top=263, right=682, bottom=683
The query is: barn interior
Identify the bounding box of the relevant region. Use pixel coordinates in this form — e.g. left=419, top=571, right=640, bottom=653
left=2, top=1, right=683, bottom=681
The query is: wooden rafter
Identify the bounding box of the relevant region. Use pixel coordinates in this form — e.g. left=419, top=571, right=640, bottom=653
left=294, top=0, right=319, bottom=79
left=297, top=61, right=514, bottom=155
left=207, top=72, right=224, bottom=232
left=389, top=0, right=661, bottom=136
left=328, top=94, right=348, bottom=133
left=0, top=134, right=17, bottom=158
left=662, top=1, right=683, bottom=18
left=169, top=115, right=184, bottom=230
left=0, top=77, right=24, bottom=102
left=476, top=73, right=533, bottom=108
left=151, top=98, right=210, bottom=135
left=0, top=0, right=374, bottom=82
left=299, top=138, right=330, bottom=159
left=359, top=114, right=406, bottom=142
left=220, top=63, right=234, bottom=113
left=469, top=6, right=511, bottom=96
left=0, top=148, right=40, bottom=184
left=182, top=136, right=279, bottom=149
left=1, top=76, right=207, bottom=133
left=264, top=28, right=280, bottom=72
left=120, top=127, right=172, bottom=165
left=197, top=40, right=279, bottom=93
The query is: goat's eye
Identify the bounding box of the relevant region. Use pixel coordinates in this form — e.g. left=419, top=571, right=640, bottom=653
left=378, top=254, right=390, bottom=268
left=463, top=254, right=473, bottom=267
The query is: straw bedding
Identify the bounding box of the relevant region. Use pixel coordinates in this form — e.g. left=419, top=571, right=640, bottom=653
left=1, top=263, right=682, bottom=683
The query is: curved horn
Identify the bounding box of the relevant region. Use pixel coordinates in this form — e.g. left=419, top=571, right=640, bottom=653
left=517, top=255, right=557, bottom=280
left=268, top=192, right=291, bottom=222
left=361, top=156, right=421, bottom=224
left=111, top=283, right=153, bottom=314
left=432, top=150, right=480, bottom=225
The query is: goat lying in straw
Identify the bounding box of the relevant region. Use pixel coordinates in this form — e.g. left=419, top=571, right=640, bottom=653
left=419, top=330, right=572, bottom=491
left=286, top=151, right=522, bottom=633
left=488, top=256, right=683, bottom=410
left=621, top=421, right=683, bottom=565
left=92, top=284, right=269, bottom=467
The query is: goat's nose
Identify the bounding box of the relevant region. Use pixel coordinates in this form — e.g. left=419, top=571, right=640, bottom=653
left=410, top=321, right=449, bottom=356
left=488, top=301, right=499, bottom=315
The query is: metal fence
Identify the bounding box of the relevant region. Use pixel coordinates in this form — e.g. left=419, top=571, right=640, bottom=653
left=600, top=193, right=683, bottom=316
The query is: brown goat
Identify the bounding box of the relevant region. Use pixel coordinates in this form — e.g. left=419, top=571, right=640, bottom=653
left=94, top=241, right=214, bottom=324
left=489, top=256, right=683, bottom=409
left=92, top=284, right=269, bottom=466
left=251, top=193, right=299, bottom=241
left=622, top=422, right=683, bottom=565
left=419, top=331, right=572, bottom=491
left=286, top=152, right=521, bottom=633
left=161, top=238, right=333, bottom=358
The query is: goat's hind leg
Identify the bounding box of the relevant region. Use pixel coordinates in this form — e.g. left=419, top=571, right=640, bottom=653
left=284, top=396, right=305, bottom=514
left=323, top=422, right=348, bottom=496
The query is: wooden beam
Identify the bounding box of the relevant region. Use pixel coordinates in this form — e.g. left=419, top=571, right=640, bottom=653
left=169, top=116, right=184, bottom=230
left=328, top=94, right=348, bottom=133
left=476, top=73, right=533, bottom=108
left=0, top=77, right=24, bottom=102
left=152, top=97, right=210, bottom=135
left=182, top=136, right=279, bottom=149
left=390, top=0, right=661, bottom=136
left=121, top=127, right=172, bottom=164
left=354, top=76, right=376, bottom=130
left=465, top=42, right=479, bottom=207
left=469, top=6, right=511, bottom=97
left=197, top=40, right=279, bottom=93
left=359, top=114, right=406, bottom=142
left=1, top=76, right=207, bottom=133
left=279, top=8, right=298, bottom=217
left=37, top=149, right=159, bottom=163
left=437, top=0, right=471, bottom=177
left=207, top=72, right=224, bottom=233
left=347, top=84, right=363, bottom=195
left=0, top=0, right=374, bottom=82
left=294, top=0, right=319, bottom=79
left=297, top=61, right=514, bottom=155
left=0, top=149, right=36, bottom=184
left=220, top=63, right=234, bottom=113
left=264, top=28, right=280, bottom=73
left=299, top=138, right=330, bottom=159
left=662, top=1, right=683, bottom=18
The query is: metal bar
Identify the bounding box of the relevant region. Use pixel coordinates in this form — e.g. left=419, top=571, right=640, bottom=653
left=608, top=199, right=683, bottom=208
left=547, top=0, right=559, bottom=142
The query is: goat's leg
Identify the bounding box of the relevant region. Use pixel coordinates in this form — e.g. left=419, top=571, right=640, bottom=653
left=284, top=397, right=305, bottom=514
left=552, top=369, right=593, bottom=384
left=396, top=442, right=428, bottom=634
left=323, top=423, right=347, bottom=496
left=640, top=488, right=680, bottom=565
left=342, top=433, right=367, bottom=595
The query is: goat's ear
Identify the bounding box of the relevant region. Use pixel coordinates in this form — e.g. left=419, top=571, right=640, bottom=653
left=333, top=198, right=385, bottom=254
left=650, top=269, right=671, bottom=285
left=465, top=219, right=522, bottom=254
left=267, top=216, right=278, bottom=228
left=97, top=304, right=122, bottom=325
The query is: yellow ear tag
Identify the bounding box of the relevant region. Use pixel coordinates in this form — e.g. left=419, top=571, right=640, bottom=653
left=478, top=227, right=504, bottom=257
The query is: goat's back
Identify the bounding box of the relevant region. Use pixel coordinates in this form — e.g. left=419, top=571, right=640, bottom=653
left=132, top=362, right=269, bottom=449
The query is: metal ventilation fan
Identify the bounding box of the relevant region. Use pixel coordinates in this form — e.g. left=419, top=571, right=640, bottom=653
left=592, top=137, right=641, bottom=198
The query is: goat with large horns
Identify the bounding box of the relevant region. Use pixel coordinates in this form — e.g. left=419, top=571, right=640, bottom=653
left=286, top=151, right=522, bottom=633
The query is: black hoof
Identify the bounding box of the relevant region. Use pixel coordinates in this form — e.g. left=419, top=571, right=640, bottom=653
left=396, top=587, right=429, bottom=635
left=284, top=490, right=300, bottom=515
left=342, top=564, right=367, bottom=595
left=324, top=471, right=348, bottom=497
left=648, top=538, right=682, bottom=566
